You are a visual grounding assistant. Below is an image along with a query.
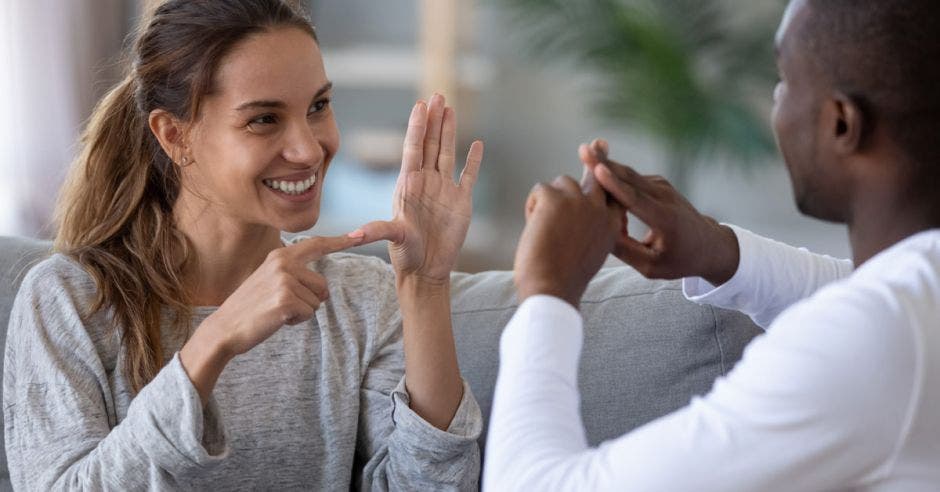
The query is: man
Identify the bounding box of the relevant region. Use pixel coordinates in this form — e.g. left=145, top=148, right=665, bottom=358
left=484, top=0, right=940, bottom=490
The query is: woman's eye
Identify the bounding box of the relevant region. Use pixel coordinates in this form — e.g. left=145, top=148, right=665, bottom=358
left=309, top=98, right=331, bottom=115
left=249, top=114, right=278, bottom=126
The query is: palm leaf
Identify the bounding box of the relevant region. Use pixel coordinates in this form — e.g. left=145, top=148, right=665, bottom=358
left=492, top=0, right=785, bottom=187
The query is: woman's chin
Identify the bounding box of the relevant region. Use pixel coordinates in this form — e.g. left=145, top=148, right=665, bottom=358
left=276, top=213, right=320, bottom=234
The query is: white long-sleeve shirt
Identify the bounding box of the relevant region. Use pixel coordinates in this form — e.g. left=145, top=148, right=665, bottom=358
left=485, top=226, right=940, bottom=491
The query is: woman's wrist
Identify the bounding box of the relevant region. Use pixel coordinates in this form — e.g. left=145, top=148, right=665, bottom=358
left=394, top=272, right=463, bottom=430
left=179, top=314, right=234, bottom=404
left=396, top=273, right=451, bottom=301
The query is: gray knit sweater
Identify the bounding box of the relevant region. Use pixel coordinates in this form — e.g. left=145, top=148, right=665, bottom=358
left=3, top=251, right=482, bottom=491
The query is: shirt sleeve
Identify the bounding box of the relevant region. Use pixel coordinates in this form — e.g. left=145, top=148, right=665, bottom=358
left=682, top=225, right=855, bottom=328
left=484, top=292, right=919, bottom=492
left=354, top=260, right=482, bottom=491
left=2, top=264, right=228, bottom=490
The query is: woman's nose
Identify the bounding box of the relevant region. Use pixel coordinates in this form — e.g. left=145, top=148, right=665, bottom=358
left=282, top=120, right=325, bottom=164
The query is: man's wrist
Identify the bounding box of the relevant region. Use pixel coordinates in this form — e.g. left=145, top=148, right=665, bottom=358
left=517, top=280, right=581, bottom=310
left=702, top=224, right=740, bottom=286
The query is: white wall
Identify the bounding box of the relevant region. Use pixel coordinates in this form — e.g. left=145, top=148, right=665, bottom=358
left=0, top=0, right=127, bottom=237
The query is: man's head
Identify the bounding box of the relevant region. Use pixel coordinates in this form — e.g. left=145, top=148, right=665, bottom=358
left=771, top=0, right=940, bottom=223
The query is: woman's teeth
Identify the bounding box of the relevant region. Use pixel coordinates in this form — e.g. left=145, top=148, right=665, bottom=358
left=263, top=175, right=317, bottom=195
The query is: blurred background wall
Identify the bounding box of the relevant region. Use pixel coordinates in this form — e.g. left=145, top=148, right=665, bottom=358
left=0, top=0, right=850, bottom=272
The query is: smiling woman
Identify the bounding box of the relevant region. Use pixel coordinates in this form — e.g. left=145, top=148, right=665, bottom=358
left=2, top=0, right=484, bottom=490
left=151, top=26, right=339, bottom=238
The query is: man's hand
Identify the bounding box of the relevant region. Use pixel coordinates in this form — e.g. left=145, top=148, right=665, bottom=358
left=583, top=139, right=740, bottom=285
left=513, top=173, right=622, bottom=309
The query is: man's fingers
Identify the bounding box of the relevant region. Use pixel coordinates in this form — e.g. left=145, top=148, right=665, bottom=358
left=401, top=101, right=428, bottom=174
left=580, top=162, right=592, bottom=190
left=357, top=220, right=407, bottom=245
left=458, top=140, right=484, bottom=189
left=525, top=182, right=559, bottom=220
left=578, top=143, right=602, bottom=170
left=438, top=106, right=458, bottom=177
left=581, top=163, right=606, bottom=206
left=594, top=164, right=663, bottom=225
left=524, top=183, right=542, bottom=220
left=590, top=138, right=609, bottom=160
left=591, top=153, right=661, bottom=198
left=551, top=175, right=581, bottom=195
left=423, top=94, right=446, bottom=172
left=613, top=235, right=659, bottom=275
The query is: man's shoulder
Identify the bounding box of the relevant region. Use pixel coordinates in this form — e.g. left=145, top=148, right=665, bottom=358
left=849, top=229, right=940, bottom=312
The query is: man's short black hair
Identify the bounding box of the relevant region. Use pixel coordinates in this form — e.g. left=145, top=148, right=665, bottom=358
left=802, top=0, right=940, bottom=190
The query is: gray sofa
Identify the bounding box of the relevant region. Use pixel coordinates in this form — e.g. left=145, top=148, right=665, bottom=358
left=0, top=235, right=763, bottom=488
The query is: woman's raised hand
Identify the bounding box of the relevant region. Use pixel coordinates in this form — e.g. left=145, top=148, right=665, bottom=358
left=358, top=94, right=484, bottom=283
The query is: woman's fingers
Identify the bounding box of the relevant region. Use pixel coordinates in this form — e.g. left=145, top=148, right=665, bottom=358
left=422, top=94, right=446, bottom=172
left=458, top=140, right=484, bottom=189
left=287, top=234, right=365, bottom=263
left=357, top=219, right=407, bottom=245
left=294, top=268, right=329, bottom=301
left=289, top=277, right=324, bottom=315
left=437, top=106, right=458, bottom=177
left=283, top=289, right=318, bottom=326
left=402, top=101, right=428, bottom=175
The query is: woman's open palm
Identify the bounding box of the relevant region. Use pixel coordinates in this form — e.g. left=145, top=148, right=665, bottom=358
left=359, top=94, right=484, bottom=282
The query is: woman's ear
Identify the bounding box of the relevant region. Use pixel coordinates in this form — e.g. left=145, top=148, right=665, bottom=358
left=148, top=109, right=188, bottom=164
left=829, top=92, right=865, bottom=155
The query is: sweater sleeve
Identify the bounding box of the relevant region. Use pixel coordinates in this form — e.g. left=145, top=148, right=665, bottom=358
left=682, top=225, right=854, bottom=328
left=2, top=260, right=228, bottom=490
left=353, top=260, right=482, bottom=491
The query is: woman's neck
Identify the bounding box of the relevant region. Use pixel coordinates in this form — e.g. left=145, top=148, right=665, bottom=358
left=174, top=200, right=283, bottom=307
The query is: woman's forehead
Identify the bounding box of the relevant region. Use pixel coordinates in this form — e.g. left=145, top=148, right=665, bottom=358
left=211, top=27, right=326, bottom=107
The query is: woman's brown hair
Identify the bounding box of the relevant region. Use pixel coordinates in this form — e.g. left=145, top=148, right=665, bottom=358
left=54, top=0, right=316, bottom=392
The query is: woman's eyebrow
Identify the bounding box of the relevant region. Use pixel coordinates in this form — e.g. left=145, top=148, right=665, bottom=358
left=233, top=81, right=333, bottom=112
left=313, top=81, right=333, bottom=99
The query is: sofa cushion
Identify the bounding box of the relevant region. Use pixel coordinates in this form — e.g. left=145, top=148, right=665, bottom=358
left=450, top=266, right=762, bottom=452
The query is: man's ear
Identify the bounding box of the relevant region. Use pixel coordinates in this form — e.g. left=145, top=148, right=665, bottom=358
left=827, top=92, right=865, bottom=155
left=148, top=109, right=188, bottom=164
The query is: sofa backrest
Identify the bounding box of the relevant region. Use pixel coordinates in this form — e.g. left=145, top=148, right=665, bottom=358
left=449, top=267, right=761, bottom=453
left=0, top=236, right=762, bottom=484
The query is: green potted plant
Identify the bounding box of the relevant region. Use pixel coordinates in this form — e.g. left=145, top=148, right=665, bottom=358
left=497, top=0, right=784, bottom=192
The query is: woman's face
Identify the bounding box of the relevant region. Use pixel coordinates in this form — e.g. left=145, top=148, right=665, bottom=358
left=181, top=27, right=338, bottom=233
